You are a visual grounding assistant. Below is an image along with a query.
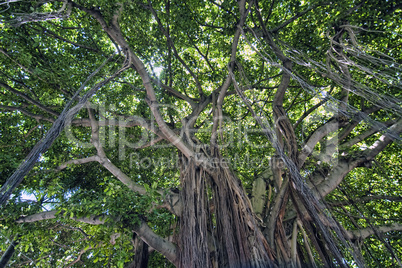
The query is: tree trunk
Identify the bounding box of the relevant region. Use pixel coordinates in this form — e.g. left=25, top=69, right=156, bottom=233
left=177, top=153, right=275, bottom=268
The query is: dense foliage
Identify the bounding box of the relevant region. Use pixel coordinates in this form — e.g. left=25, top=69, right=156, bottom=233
left=0, top=0, right=401, bottom=267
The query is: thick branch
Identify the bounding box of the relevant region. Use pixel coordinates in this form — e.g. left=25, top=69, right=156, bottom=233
left=255, top=2, right=298, bottom=161
left=315, top=119, right=402, bottom=197
left=16, top=210, right=106, bottom=224
left=133, top=220, right=178, bottom=266
left=16, top=210, right=177, bottom=267
left=211, top=0, right=249, bottom=148
left=85, top=106, right=181, bottom=215
left=298, top=119, right=341, bottom=166
left=347, top=223, right=402, bottom=241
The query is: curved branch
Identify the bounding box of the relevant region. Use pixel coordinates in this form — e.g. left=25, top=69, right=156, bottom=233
left=0, top=54, right=126, bottom=207
left=255, top=2, right=298, bottom=161
left=329, top=195, right=402, bottom=207
left=85, top=106, right=182, bottom=215
left=72, top=2, right=196, bottom=160
left=211, top=0, right=249, bottom=148
left=293, top=98, right=328, bottom=130
left=298, top=119, right=341, bottom=166
left=133, top=219, right=178, bottom=266
left=55, top=156, right=99, bottom=171
left=266, top=178, right=289, bottom=246
left=15, top=210, right=178, bottom=266
left=339, top=120, right=395, bottom=149
left=269, top=1, right=330, bottom=33
left=86, top=106, right=148, bottom=195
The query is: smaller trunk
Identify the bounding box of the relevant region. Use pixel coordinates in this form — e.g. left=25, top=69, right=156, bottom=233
left=127, top=234, right=149, bottom=268
left=0, top=235, right=20, bottom=268
left=177, top=154, right=275, bottom=268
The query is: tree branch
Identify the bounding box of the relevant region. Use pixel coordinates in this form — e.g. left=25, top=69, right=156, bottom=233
left=254, top=1, right=298, bottom=162
left=15, top=210, right=106, bottom=224
left=328, top=195, right=402, bottom=207
left=65, top=244, right=99, bottom=268
left=269, top=1, right=330, bottom=33
left=34, top=24, right=100, bottom=52
left=186, top=32, right=216, bottom=72
left=55, top=156, right=100, bottom=171
left=333, top=106, right=381, bottom=143
left=85, top=107, right=182, bottom=215
left=150, top=77, right=196, bottom=106
left=315, top=119, right=402, bottom=197
left=72, top=115, right=164, bottom=138
left=0, top=54, right=127, bottom=206
left=71, top=2, right=197, bottom=160
left=211, top=0, right=249, bottom=149
left=0, top=48, right=44, bottom=81
left=298, top=119, right=342, bottom=167
left=293, top=98, right=328, bottom=130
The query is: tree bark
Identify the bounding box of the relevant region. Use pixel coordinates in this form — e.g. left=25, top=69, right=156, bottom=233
left=178, top=155, right=275, bottom=268
left=0, top=236, right=20, bottom=268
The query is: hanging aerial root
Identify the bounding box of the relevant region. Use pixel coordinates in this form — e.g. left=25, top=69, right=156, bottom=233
left=209, top=153, right=275, bottom=268
left=178, top=157, right=210, bottom=268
